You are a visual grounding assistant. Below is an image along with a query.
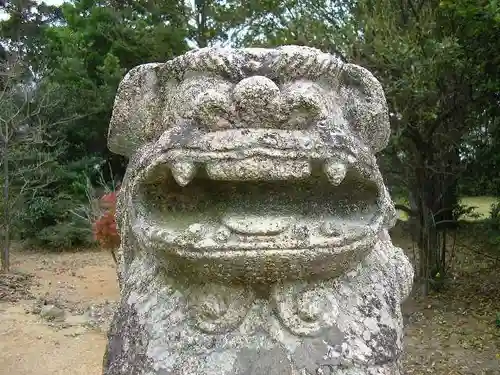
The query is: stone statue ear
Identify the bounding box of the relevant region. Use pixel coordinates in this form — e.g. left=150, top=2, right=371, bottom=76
left=339, top=63, right=391, bottom=153
left=107, top=63, right=175, bottom=157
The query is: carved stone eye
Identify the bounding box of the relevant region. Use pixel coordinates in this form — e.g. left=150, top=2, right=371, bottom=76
left=193, top=89, right=234, bottom=131
left=280, top=81, right=328, bottom=130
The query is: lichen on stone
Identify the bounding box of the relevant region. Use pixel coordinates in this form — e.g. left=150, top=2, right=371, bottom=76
left=103, top=46, right=414, bottom=375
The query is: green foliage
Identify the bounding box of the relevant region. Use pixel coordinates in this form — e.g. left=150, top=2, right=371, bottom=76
left=347, top=0, right=500, bottom=292
left=25, top=208, right=93, bottom=249
left=218, top=0, right=355, bottom=56
left=0, top=0, right=191, bottom=249
left=13, top=156, right=105, bottom=249
left=485, top=200, right=500, bottom=246
left=0, top=0, right=499, bottom=261
left=454, top=203, right=481, bottom=222
left=440, top=0, right=500, bottom=196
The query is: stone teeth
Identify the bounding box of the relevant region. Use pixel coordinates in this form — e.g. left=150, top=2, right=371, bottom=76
left=323, top=161, right=347, bottom=186
left=169, top=161, right=196, bottom=186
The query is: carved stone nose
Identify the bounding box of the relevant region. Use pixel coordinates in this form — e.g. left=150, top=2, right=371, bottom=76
left=221, top=215, right=292, bottom=235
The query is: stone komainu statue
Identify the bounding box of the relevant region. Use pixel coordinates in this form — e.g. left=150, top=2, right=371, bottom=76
left=103, top=46, right=414, bottom=375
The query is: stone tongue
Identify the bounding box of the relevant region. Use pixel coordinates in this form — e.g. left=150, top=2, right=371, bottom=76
left=221, top=214, right=292, bottom=235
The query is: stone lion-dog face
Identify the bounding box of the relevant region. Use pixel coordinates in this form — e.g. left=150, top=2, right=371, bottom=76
left=109, top=46, right=396, bottom=284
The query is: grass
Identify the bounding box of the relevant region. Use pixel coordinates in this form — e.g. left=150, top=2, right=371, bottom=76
left=460, top=196, right=497, bottom=220
left=394, top=196, right=497, bottom=222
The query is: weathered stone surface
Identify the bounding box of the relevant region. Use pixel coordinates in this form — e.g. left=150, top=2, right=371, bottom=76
left=103, top=46, right=414, bottom=375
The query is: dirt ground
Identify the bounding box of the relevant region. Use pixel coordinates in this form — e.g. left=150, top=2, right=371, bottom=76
left=0, top=233, right=499, bottom=375
left=0, top=249, right=118, bottom=375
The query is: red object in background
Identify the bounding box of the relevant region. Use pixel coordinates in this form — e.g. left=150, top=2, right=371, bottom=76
left=93, top=190, right=120, bottom=250
left=100, top=191, right=118, bottom=210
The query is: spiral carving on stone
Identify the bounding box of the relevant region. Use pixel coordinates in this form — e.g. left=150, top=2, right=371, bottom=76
left=271, top=282, right=333, bottom=337
left=186, top=284, right=255, bottom=334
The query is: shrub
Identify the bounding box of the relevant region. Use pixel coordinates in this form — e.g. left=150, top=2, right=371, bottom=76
left=17, top=193, right=96, bottom=249
left=485, top=199, right=500, bottom=246
left=92, top=191, right=120, bottom=250
left=488, top=200, right=500, bottom=229
left=66, top=163, right=120, bottom=253
left=14, top=156, right=108, bottom=249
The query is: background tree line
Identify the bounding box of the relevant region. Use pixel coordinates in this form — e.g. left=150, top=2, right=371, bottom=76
left=0, top=0, right=499, bottom=294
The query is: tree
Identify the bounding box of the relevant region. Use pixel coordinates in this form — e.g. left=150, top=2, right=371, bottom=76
left=210, top=0, right=500, bottom=294
left=0, top=0, right=62, bottom=71
left=210, top=0, right=356, bottom=56
left=0, top=0, right=192, bottom=248
left=348, top=0, right=500, bottom=294
left=39, top=0, right=191, bottom=174
left=442, top=0, right=500, bottom=197
left=0, top=51, right=64, bottom=270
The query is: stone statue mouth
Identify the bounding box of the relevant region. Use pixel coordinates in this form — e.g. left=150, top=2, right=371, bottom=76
left=133, top=153, right=386, bottom=256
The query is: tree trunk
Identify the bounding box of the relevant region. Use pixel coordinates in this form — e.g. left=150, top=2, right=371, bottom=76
left=412, top=152, right=459, bottom=295
left=195, top=0, right=209, bottom=48
left=2, top=122, right=10, bottom=272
